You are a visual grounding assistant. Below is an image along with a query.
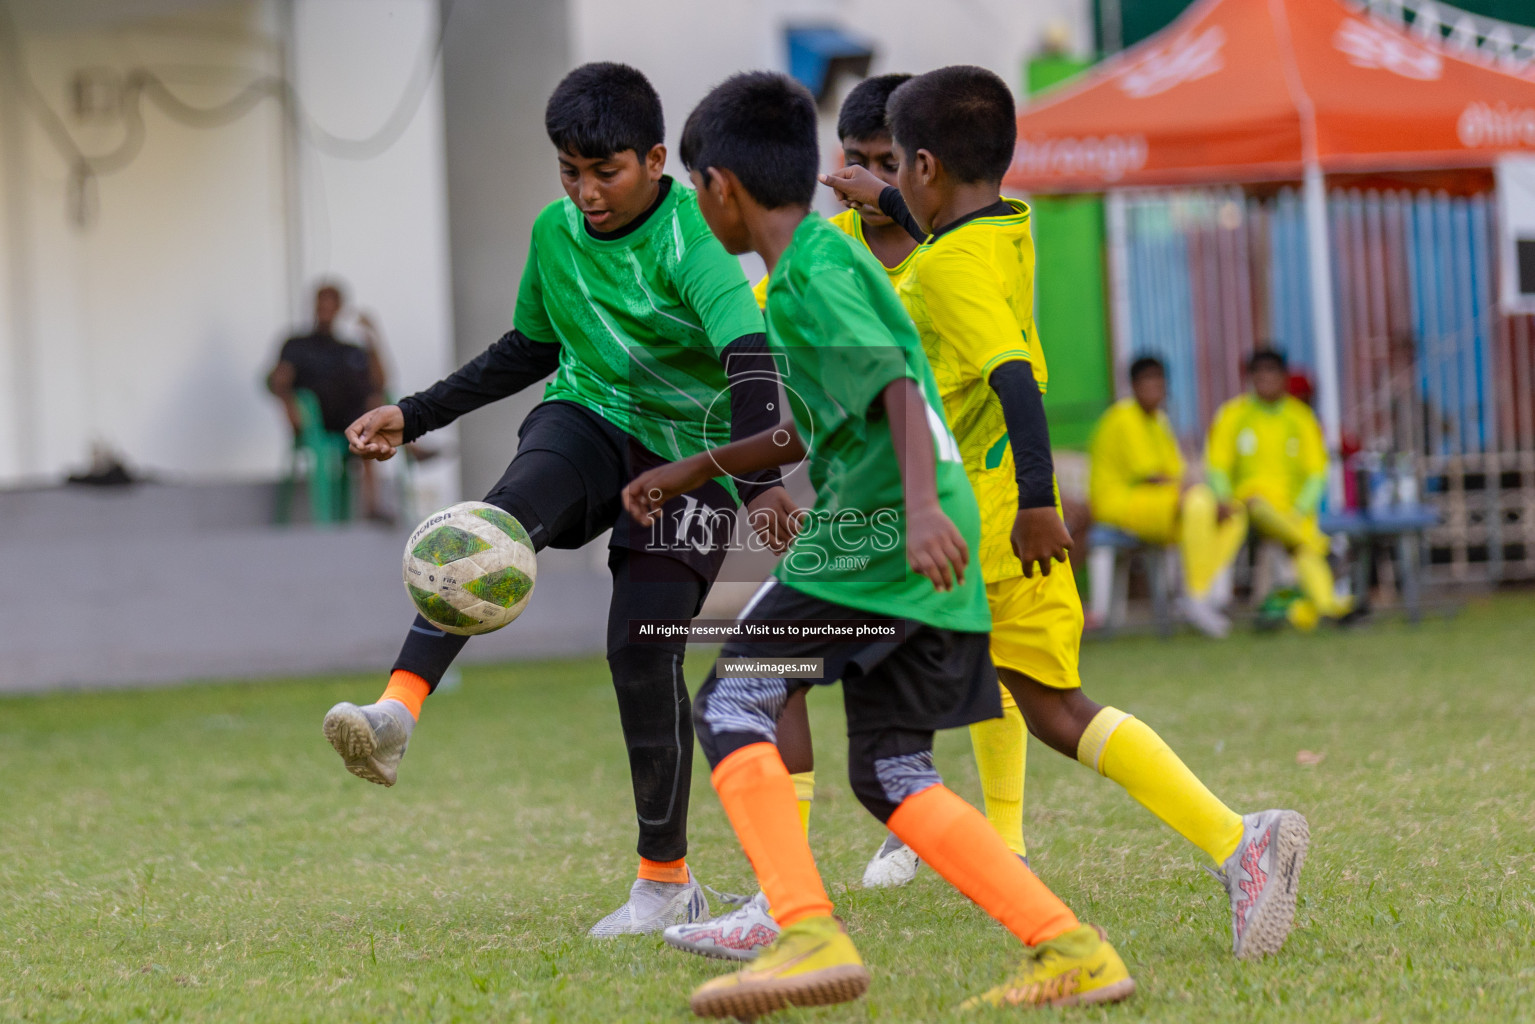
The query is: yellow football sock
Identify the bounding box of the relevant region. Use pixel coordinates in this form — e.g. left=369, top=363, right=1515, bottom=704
left=1247, top=498, right=1317, bottom=550
left=1249, top=500, right=1348, bottom=616
left=967, top=684, right=1028, bottom=857
left=1181, top=484, right=1248, bottom=599
left=1293, top=550, right=1351, bottom=617
left=1077, top=707, right=1244, bottom=864
left=790, top=770, right=815, bottom=838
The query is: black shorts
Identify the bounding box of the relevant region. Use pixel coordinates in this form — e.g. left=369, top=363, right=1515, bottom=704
left=497, top=400, right=737, bottom=583
left=720, top=581, right=1000, bottom=732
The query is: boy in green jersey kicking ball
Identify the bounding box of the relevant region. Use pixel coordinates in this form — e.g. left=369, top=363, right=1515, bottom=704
left=326, top=63, right=800, bottom=937
left=623, top=71, right=1134, bottom=1017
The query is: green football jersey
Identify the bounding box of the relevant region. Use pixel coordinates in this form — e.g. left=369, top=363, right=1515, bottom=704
left=765, top=214, right=990, bottom=633
left=514, top=177, right=765, bottom=466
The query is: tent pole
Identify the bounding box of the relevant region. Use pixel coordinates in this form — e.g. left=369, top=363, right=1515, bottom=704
left=1303, top=161, right=1343, bottom=505
left=1105, top=191, right=1133, bottom=398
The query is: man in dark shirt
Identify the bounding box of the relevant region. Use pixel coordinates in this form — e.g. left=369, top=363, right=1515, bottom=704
left=267, top=283, right=387, bottom=517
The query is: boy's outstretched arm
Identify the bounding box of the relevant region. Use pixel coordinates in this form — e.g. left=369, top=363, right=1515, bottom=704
left=990, top=361, right=1073, bottom=577
left=819, top=166, right=926, bottom=243
left=883, top=378, right=969, bottom=592
left=623, top=422, right=807, bottom=532
left=346, top=329, right=560, bottom=461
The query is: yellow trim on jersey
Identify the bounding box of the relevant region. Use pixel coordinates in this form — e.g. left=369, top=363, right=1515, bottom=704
left=979, top=348, right=1036, bottom=382
left=831, top=208, right=919, bottom=285
left=752, top=209, right=915, bottom=309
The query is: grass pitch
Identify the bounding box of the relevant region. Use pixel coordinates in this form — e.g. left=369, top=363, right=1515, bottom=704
left=3, top=594, right=1533, bottom=1023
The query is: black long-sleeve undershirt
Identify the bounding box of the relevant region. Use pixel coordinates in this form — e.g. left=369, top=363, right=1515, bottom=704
left=721, top=334, right=785, bottom=503
left=877, top=186, right=927, bottom=243
left=398, top=329, right=560, bottom=444
left=396, top=329, right=784, bottom=501
left=989, top=360, right=1056, bottom=509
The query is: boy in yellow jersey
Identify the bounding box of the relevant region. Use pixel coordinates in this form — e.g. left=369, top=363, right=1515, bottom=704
left=821, top=65, right=1309, bottom=960
left=1206, top=349, right=1352, bottom=628
left=1089, top=355, right=1247, bottom=638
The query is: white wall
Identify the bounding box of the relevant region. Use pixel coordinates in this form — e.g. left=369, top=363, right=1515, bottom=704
left=571, top=0, right=1092, bottom=181
left=286, top=0, right=453, bottom=419
left=2, top=2, right=288, bottom=482
left=0, top=0, right=453, bottom=486
left=435, top=0, right=572, bottom=500
left=0, top=11, right=33, bottom=482
left=1, top=0, right=1088, bottom=487
left=570, top=0, right=1091, bottom=279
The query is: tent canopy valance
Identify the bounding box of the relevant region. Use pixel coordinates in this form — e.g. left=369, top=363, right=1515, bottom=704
left=1004, top=0, right=1535, bottom=194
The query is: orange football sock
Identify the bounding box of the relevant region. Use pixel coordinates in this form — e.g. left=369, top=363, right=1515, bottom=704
left=378, top=670, right=430, bottom=721
left=886, top=784, right=1079, bottom=946
left=712, top=742, right=833, bottom=927
left=637, top=857, right=690, bottom=884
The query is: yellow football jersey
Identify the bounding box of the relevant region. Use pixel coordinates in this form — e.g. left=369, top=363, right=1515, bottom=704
left=898, top=198, right=1042, bottom=583
left=1088, top=398, right=1185, bottom=519
left=1205, top=393, right=1326, bottom=511
left=751, top=208, right=915, bottom=308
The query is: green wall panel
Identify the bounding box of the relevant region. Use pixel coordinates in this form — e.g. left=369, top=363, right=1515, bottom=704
left=1024, top=57, right=1115, bottom=451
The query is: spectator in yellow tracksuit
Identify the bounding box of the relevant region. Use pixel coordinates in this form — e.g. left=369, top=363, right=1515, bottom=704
left=1089, top=356, right=1245, bottom=637
left=1205, top=349, right=1352, bottom=628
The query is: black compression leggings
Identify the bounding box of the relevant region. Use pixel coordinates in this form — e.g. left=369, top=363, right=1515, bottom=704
left=391, top=447, right=705, bottom=862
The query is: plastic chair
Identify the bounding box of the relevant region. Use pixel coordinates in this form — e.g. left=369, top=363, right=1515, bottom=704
left=274, top=389, right=352, bottom=524
left=1086, top=524, right=1173, bottom=636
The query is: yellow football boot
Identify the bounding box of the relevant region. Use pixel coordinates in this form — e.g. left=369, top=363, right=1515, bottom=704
left=689, top=914, right=869, bottom=1019
left=964, top=924, right=1135, bottom=1010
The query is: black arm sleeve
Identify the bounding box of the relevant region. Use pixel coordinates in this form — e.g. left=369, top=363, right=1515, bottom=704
left=722, top=333, right=784, bottom=504
left=989, top=360, right=1056, bottom=509
left=877, top=186, right=927, bottom=243
left=397, top=329, right=561, bottom=444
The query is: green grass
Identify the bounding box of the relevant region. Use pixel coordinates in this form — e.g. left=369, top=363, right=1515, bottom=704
left=2, top=594, right=1533, bottom=1023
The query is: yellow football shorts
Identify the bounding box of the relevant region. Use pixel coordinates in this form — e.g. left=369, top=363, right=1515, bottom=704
left=986, top=565, right=1084, bottom=691
left=1095, top=483, right=1180, bottom=545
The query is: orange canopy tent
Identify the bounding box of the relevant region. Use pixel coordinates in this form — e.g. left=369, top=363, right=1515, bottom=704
left=1003, top=0, right=1535, bottom=456
left=1004, top=0, right=1535, bottom=193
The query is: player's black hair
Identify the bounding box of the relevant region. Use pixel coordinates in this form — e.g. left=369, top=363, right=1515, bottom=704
left=837, top=73, right=913, bottom=142
left=544, top=62, right=664, bottom=159
left=886, top=65, right=1017, bottom=183
left=1248, top=347, right=1288, bottom=373
left=680, top=72, right=819, bottom=209
left=1129, top=355, right=1165, bottom=381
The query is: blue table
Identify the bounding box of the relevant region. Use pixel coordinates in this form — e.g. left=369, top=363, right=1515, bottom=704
left=1318, top=506, right=1440, bottom=622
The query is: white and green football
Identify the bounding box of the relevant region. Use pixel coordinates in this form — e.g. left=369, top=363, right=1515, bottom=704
left=402, top=501, right=537, bottom=635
